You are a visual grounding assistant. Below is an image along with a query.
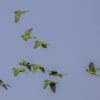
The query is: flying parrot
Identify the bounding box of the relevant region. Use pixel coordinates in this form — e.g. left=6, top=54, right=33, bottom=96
left=86, top=62, right=100, bottom=75
left=14, top=9, right=29, bottom=23
left=48, top=70, right=63, bottom=78
left=34, top=40, right=48, bottom=48
left=21, top=28, right=37, bottom=41
left=19, top=60, right=32, bottom=71
left=31, top=64, right=45, bottom=73
left=0, top=80, right=11, bottom=90
left=13, top=67, right=26, bottom=76
left=44, top=80, right=58, bottom=93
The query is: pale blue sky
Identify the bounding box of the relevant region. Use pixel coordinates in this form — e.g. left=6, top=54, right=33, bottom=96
left=0, top=0, right=100, bottom=100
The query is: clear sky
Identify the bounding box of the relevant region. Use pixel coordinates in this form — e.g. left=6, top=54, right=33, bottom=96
left=0, top=0, right=100, bottom=100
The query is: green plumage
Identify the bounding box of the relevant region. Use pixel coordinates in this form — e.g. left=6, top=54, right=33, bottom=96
left=14, top=10, right=29, bottom=23
left=31, top=64, right=45, bottom=73
left=19, top=60, right=32, bottom=71
left=86, top=62, right=100, bottom=75
left=34, top=40, right=48, bottom=48
left=13, top=67, right=26, bottom=76
left=19, top=60, right=29, bottom=66
left=19, top=60, right=45, bottom=73
left=44, top=80, right=58, bottom=93
left=21, top=28, right=37, bottom=41
left=48, top=71, right=63, bottom=78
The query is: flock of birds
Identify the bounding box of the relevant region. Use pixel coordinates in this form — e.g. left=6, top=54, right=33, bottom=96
left=0, top=10, right=100, bottom=93
left=13, top=60, right=63, bottom=93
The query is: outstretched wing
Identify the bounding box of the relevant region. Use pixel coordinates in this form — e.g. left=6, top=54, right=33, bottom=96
left=26, top=64, right=32, bottom=71
left=95, top=68, right=100, bottom=72
left=39, top=67, right=45, bottom=73
left=25, top=28, right=33, bottom=35
left=50, top=82, right=56, bottom=93
left=15, top=10, right=29, bottom=23
left=48, top=71, right=58, bottom=75
left=3, top=84, right=8, bottom=90
left=2, top=84, right=11, bottom=90
left=5, top=84, right=11, bottom=87
left=13, top=67, right=26, bottom=76
left=58, top=73, right=63, bottom=78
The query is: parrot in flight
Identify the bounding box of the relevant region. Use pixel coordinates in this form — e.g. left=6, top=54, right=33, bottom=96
left=21, top=28, right=37, bottom=41
left=14, top=9, right=29, bottom=23
left=19, top=60, right=45, bottom=73
left=13, top=67, right=26, bottom=76
left=44, top=80, right=58, bottom=93
left=48, top=70, right=63, bottom=78
left=19, top=60, right=32, bottom=71
left=31, top=64, right=45, bottom=73
left=86, top=62, right=100, bottom=76
left=0, top=80, right=11, bottom=90
left=34, top=40, right=48, bottom=48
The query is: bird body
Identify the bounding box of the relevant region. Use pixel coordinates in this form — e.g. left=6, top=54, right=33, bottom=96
left=31, top=64, right=45, bottom=73
left=48, top=71, right=63, bottom=78
left=86, top=62, right=100, bottom=75
left=14, top=10, right=29, bottom=23
left=19, top=60, right=45, bottom=73
left=21, top=28, right=37, bottom=41
left=34, top=40, right=48, bottom=48
left=0, top=80, right=10, bottom=90
left=13, top=67, right=26, bottom=76
left=44, top=80, right=58, bottom=93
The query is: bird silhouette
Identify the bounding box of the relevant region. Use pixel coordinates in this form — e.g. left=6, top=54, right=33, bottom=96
left=34, top=40, right=48, bottom=48
left=86, top=62, right=100, bottom=75
left=19, top=60, right=32, bottom=71
left=13, top=67, right=26, bottom=76
left=44, top=80, right=58, bottom=93
left=0, top=80, right=11, bottom=90
left=48, top=70, right=63, bottom=78
left=31, top=64, right=45, bottom=73
left=14, top=9, right=29, bottom=23
left=21, top=28, right=37, bottom=41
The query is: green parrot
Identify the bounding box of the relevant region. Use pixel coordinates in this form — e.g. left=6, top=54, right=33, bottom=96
left=34, top=40, right=48, bottom=48
left=19, top=60, right=32, bottom=71
left=0, top=80, right=11, bottom=90
left=19, top=60, right=45, bottom=73
left=31, top=64, right=45, bottom=73
left=14, top=9, right=29, bottom=23
left=21, top=28, right=37, bottom=41
left=13, top=67, right=26, bottom=76
left=48, top=70, right=63, bottom=78
left=44, top=80, right=58, bottom=93
left=86, top=62, right=100, bottom=75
